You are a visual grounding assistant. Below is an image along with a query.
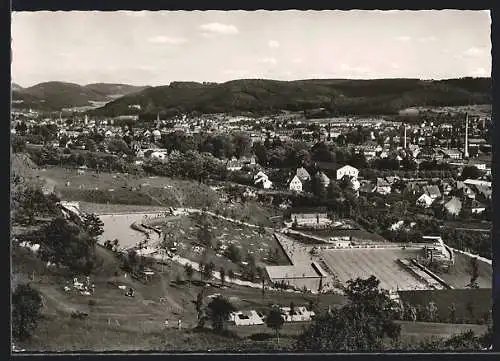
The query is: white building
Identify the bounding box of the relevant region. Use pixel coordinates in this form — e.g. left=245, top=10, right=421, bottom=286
left=230, top=310, right=264, bottom=326
left=254, top=171, right=273, bottom=189
left=289, top=175, right=303, bottom=193
left=416, top=193, right=434, bottom=208
left=281, top=306, right=315, bottom=322
left=336, top=165, right=359, bottom=180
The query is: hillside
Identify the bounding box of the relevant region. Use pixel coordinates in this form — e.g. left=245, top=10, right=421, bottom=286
left=94, top=77, right=491, bottom=116
left=83, top=83, right=150, bottom=99
left=11, top=82, right=150, bottom=110
left=12, top=82, right=23, bottom=92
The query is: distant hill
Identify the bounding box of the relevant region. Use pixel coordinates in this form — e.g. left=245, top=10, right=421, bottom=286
left=94, top=77, right=491, bottom=117
left=11, top=82, right=23, bottom=92
left=11, top=81, right=150, bottom=110
left=83, top=83, right=150, bottom=99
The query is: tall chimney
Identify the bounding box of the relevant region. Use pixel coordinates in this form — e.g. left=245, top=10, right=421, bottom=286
left=464, top=112, right=469, bottom=159
left=403, top=124, right=407, bottom=149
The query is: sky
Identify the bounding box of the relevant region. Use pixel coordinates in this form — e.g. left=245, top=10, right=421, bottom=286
left=11, top=10, right=492, bottom=87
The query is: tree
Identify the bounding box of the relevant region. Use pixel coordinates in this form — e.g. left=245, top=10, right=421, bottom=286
left=85, top=139, right=98, bottom=153
left=466, top=257, right=480, bottom=289
left=224, top=243, right=242, bottom=263
left=460, top=166, right=482, bottom=180
left=11, top=136, right=27, bottom=153
left=206, top=295, right=236, bottom=332
left=184, top=263, right=194, bottom=287
left=219, top=266, right=226, bottom=287
left=266, top=306, right=286, bottom=344
left=227, top=269, right=236, bottom=282
left=296, top=276, right=401, bottom=352
left=39, top=217, right=96, bottom=274
left=195, top=290, right=206, bottom=326
left=81, top=213, right=104, bottom=240
left=202, top=261, right=215, bottom=282
left=256, top=266, right=267, bottom=297
left=197, top=223, right=214, bottom=250
left=12, top=284, right=43, bottom=341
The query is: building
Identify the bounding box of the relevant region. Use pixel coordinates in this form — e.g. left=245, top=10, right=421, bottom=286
left=441, top=148, right=462, bottom=160
left=290, top=208, right=329, bottom=227
left=336, top=165, right=359, bottom=180
left=289, top=175, right=303, bottom=193
left=280, top=306, right=316, bottom=322
left=444, top=197, right=462, bottom=216
left=229, top=310, right=264, bottom=326
left=423, top=185, right=441, bottom=200
left=226, top=158, right=243, bottom=172
left=266, top=262, right=327, bottom=292
left=470, top=200, right=487, bottom=214
left=254, top=171, right=273, bottom=189
left=296, top=167, right=311, bottom=182
left=316, top=171, right=331, bottom=188
left=375, top=177, right=391, bottom=195
left=416, top=193, right=434, bottom=208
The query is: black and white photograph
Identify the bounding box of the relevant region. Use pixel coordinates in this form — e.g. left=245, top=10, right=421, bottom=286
left=10, top=9, right=494, bottom=353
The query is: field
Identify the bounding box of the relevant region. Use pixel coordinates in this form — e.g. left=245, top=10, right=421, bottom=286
left=434, top=252, right=492, bottom=289
left=320, top=248, right=429, bottom=291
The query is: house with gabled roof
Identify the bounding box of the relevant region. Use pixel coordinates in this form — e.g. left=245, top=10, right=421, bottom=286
left=423, top=185, right=441, bottom=200
left=444, top=197, right=462, bottom=216
left=289, top=175, right=303, bottom=193
left=254, top=171, right=273, bottom=189
left=359, top=180, right=375, bottom=194
left=416, top=193, right=434, bottom=208
left=336, top=165, right=359, bottom=180
left=226, top=158, right=243, bottom=171
left=470, top=200, right=487, bottom=214
left=296, top=167, right=311, bottom=182
left=375, top=177, right=391, bottom=195
left=315, top=171, right=331, bottom=188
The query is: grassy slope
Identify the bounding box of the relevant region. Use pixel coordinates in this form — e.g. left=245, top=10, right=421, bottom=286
left=13, top=243, right=345, bottom=351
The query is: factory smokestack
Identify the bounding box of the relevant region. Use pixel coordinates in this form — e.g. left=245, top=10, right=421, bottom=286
left=403, top=124, right=407, bottom=149
left=464, top=112, right=469, bottom=159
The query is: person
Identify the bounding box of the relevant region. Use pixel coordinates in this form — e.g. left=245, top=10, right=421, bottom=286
left=164, top=319, right=169, bottom=328
left=178, top=319, right=182, bottom=330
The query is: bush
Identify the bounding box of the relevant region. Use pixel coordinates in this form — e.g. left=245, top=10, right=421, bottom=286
left=224, top=244, right=242, bottom=263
